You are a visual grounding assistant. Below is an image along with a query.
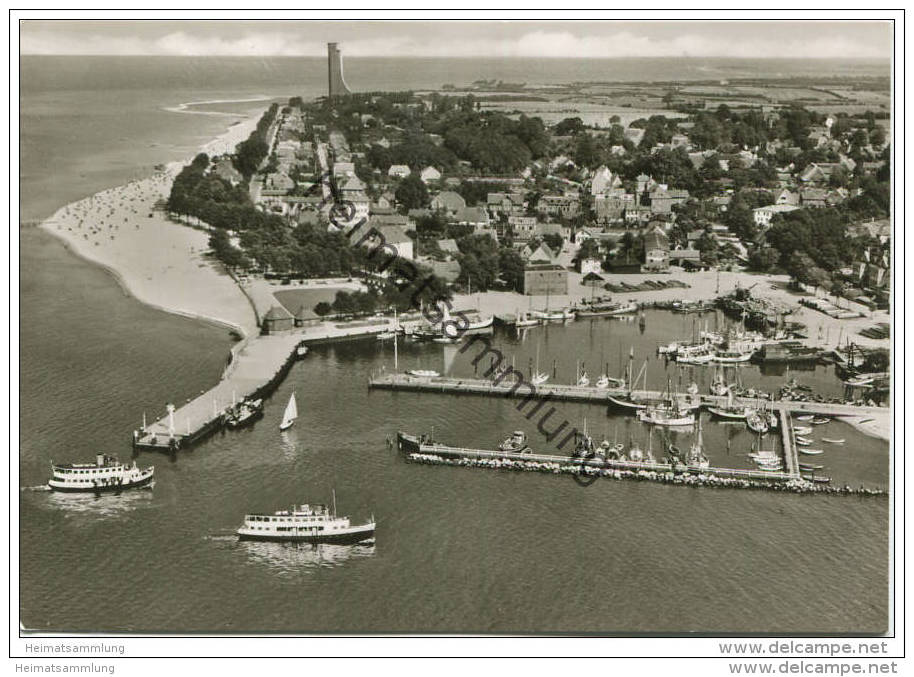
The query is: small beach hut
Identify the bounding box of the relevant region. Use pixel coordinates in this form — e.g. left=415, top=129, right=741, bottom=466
left=262, top=305, right=294, bottom=334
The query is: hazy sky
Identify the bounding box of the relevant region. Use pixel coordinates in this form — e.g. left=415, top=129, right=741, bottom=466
left=20, top=20, right=892, bottom=59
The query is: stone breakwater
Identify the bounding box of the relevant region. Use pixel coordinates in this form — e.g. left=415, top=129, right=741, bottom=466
left=406, top=453, right=888, bottom=497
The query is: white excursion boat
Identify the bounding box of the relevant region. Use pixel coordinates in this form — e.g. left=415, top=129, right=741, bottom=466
left=279, top=393, right=297, bottom=431
left=237, top=494, right=375, bottom=545
left=48, top=454, right=154, bottom=493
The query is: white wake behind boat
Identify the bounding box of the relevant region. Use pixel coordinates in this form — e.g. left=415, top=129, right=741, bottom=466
left=279, top=393, right=297, bottom=431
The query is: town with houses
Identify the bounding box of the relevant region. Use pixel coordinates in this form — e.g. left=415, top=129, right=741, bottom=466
left=167, top=44, right=891, bottom=331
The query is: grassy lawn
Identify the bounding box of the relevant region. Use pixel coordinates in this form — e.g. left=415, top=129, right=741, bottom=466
left=273, top=287, right=344, bottom=313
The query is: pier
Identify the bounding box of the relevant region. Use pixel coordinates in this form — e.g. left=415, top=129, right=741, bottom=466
left=131, top=315, right=434, bottom=453
left=402, top=439, right=797, bottom=483
left=133, top=334, right=306, bottom=452
left=779, top=410, right=800, bottom=478
left=368, top=373, right=888, bottom=420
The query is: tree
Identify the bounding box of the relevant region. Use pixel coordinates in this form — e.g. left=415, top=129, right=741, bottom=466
left=747, top=246, right=779, bottom=272
left=394, top=174, right=429, bottom=211
left=869, top=127, right=886, bottom=147
left=554, top=117, right=586, bottom=136
left=498, top=248, right=525, bottom=291
left=542, top=233, right=564, bottom=252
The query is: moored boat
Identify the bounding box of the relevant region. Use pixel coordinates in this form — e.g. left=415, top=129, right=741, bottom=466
left=800, top=448, right=824, bottom=455
left=48, top=454, right=154, bottom=493
left=822, top=438, right=845, bottom=444
left=406, top=369, right=440, bottom=378
left=576, top=301, right=638, bottom=318
left=225, top=398, right=264, bottom=429
left=498, top=430, right=530, bottom=454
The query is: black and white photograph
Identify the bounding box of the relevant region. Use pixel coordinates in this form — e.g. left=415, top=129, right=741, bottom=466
left=13, top=11, right=901, bottom=672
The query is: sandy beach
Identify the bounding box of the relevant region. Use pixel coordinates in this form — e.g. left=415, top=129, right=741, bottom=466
left=39, top=115, right=260, bottom=339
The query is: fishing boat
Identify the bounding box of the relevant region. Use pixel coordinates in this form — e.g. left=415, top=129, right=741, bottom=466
left=512, top=308, right=539, bottom=328
left=576, top=301, right=638, bottom=318
left=595, top=374, right=625, bottom=389
left=712, top=348, right=755, bottom=363
left=812, top=417, right=831, bottom=425
left=707, top=389, right=747, bottom=420
left=657, top=341, right=680, bottom=355
left=236, top=493, right=375, bottom=545
left=799, top=448, right=824, bottom=455
left=296, top=344, right=309, bottom=358
left=48, top=454, right=154, bottom=493
left=822, top=438, right=846, bottom=444
left=466, top=314, right=494, bottom=330
left=795, top=415, right=814, bottom=422
left=795, top=437, right=813, bottom=447
left=606, top=352, right=650, bottom=411
left=530, top=308, right=575, bottom=321
left=686, top=416, right=710, bottom=468
left=709, top=366, right=730, bottom=396
left=577, top=372, right=590, bottom=387
left=406, top=369, right=440, bottom=378
left=676, top=341, right=714, bottom=364
left=225, top=398, right=264, bottom=429
left=793, top=426, right=813, bottom=435
left=279, top=393, right=297, bottom=431
left=498, top=430, right=530, bottom=453
left=745, top=409, right=769, bottom=435
left=376, top=330, right=397, bottom=341
left=799, top=462, right=824, bottom=471
left=638, top=401, right=695, bottom=427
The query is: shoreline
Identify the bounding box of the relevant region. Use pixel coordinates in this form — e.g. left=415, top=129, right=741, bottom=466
left=38, top=112, right=261, bottom=340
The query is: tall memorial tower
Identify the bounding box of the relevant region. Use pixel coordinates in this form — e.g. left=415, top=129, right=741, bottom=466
left=327, top=42, right=352, bottom=98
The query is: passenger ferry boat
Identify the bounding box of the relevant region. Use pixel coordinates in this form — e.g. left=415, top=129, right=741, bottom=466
left=48, top=454, right=154, bottom=493
left=237, top=496, right=375, bottom=544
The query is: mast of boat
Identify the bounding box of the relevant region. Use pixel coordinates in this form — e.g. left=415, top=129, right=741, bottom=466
left=393, top=308, right=399, bottom=372
left=332, top=489, right=337, bottom=518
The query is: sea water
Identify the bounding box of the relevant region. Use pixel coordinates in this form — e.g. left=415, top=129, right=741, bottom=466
left=18, top=55, right=889, bottom=633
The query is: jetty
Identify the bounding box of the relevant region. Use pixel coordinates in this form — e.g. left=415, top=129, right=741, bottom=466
left=368, top=373, right=888, bottom=419
left=132, top=316, right=418, bottom=453
left=133, top=334, right=306, bottom=452
left=400, top=437, right=797, bottom=483
left=779, top=410, right=800, bottom=477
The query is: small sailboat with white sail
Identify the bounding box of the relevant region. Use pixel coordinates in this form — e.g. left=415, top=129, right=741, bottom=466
left=279, top=392, right=298, bottom=431
left=531, top=343, right=549, bottom=385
